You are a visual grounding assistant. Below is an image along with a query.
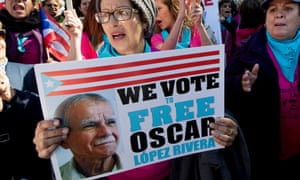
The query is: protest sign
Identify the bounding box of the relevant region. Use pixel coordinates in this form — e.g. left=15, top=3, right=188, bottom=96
left=202, top=0, right=222, bottom=44
left=34, top=45, right=225, bottom=180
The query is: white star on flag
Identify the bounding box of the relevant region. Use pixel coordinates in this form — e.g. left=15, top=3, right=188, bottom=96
left=45, top=79, right=54, bottom=88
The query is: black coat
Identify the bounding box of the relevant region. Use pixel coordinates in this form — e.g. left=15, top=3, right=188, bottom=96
left=0, top=90, right=53, bottom=180
left=225, top=26, right=300, bottom=179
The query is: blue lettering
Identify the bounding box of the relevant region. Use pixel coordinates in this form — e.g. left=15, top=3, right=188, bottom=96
left=197, top=96, right=214, bottom=117
left=172, top=137, right=216, bottom=156
left=128, top=109, right=148, bottom=132
left=133, top=148, right=171, bottom=166
left=151, top=105, right=172, bottom=127
left=175, top=100, right=194, bottom=121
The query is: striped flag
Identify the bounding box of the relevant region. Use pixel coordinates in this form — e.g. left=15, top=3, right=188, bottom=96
left=36, top=46, right=224, bottom=97
left=40, top=7, right=70, bottom=61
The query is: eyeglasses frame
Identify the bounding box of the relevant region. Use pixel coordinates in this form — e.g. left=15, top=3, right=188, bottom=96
left=94, top=7, right=138, bottom=24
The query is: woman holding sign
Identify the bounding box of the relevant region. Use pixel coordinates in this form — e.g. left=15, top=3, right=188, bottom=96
left=33, top=0, right=250, bottom=179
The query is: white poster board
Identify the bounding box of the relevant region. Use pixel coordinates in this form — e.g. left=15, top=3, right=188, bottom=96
left=34, top=45, right=225, bottom=180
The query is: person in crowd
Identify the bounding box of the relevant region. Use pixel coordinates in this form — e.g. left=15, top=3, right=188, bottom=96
left=235, top=0, right=265, bottom=46
left=225, top=0, right=300, bottom=179
left=93, top=0, right=157, bottom=57
left=74, top=0, right=91, bottom=20
left=64, top=0, right=157, bottom=59
left=0, top=69, right=53, bottom=180
left=151, top=0, right=213, bottom=51
left=199, top=0, right=218, bottom=44
left=56, top=93, right=122, bottom=179
left=0, top=25, right=53, bottom=179
left=0, top=20, right=38, bottom=93
left=80, top=0, right=102, bottom=59
left=42, top=0, right=65, bottom=24
left=0, top=0, right=67, bottom=64
left=219, top=0, right=238, bottom=64
left=33, top=0, right=250, bottom=179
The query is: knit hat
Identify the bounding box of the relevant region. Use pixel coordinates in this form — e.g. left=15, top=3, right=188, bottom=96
left=130, top=0, right=157, bottom=36
left=262, top=0, right=300, bottom=9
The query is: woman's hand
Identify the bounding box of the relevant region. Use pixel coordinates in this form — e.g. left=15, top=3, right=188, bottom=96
left=63, top=9, right=83, bottom=38
left=209, top=117, right=238, bottom=147
left=33, top=120, right=69, bottom=159
left=242, top=63, right=259, bottom=92
left=63, top=9, right=84, bottom=61
left=190, top=0, right=204, bottom=26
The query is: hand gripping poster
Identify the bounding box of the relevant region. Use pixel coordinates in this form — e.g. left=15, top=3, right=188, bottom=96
left=34, top=45, right=225, bottom=180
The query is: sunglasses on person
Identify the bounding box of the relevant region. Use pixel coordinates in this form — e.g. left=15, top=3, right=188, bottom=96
left=94, top=6, right=138, bottom=24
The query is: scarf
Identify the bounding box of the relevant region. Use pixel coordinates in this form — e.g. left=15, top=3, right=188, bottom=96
left=267, top=30, right=300, bottom=82
left=98, top=35, right=152, bottom=57
left=161, top=27, right=191, bottom=49
left=0, top=9, right=41, bottom=32
left=221, top=16, right=232, bottom=30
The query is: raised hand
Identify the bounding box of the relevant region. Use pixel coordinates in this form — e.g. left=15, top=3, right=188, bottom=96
left=242, top=63, right=259, bottom=92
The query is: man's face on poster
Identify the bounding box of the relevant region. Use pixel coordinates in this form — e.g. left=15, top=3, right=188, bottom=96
left=63, top=99, right=119, bottom=159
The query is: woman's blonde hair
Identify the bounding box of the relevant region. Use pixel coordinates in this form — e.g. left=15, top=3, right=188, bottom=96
left=153, top=0, right=193, bottom=34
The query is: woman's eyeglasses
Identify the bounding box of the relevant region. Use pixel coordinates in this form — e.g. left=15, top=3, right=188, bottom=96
left=94, top=7, right=138, bottom=24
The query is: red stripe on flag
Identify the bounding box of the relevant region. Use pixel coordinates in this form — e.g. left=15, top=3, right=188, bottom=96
left=43, top=50, right=220, bottom=76
left=43, top=33, right=70, bottom=50
left=59, top=59, right=220, bottom=85
left=48, top=67, right=219, bottom=96
left=40, top=7, right=70, bottom=61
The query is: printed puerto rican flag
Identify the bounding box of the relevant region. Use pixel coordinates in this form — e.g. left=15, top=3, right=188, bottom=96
left=36, top=46, right=223, bottom=97
left=40, top=7, right=70, bottom=61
